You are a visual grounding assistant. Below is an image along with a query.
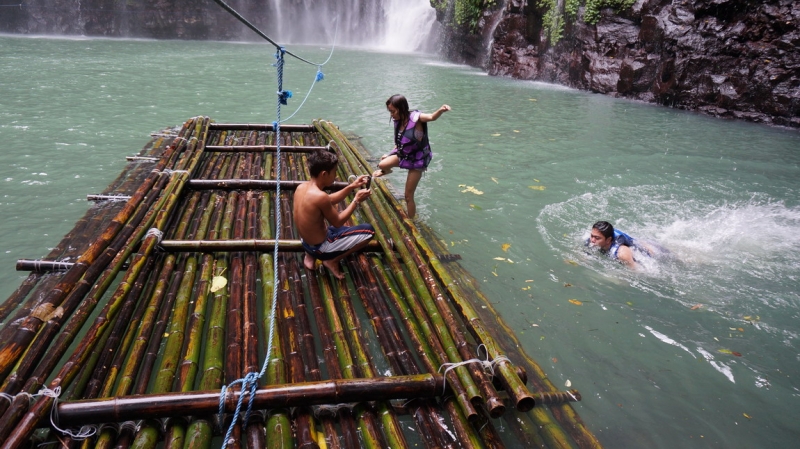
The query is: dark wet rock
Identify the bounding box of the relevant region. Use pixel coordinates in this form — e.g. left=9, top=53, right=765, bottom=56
left=443, top=0, right=800, bottom=128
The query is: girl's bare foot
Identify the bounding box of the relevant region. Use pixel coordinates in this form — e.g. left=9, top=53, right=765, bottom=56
left=303, top=254, right=316, bottom=270
left=322, top=259, right=345, bottom=279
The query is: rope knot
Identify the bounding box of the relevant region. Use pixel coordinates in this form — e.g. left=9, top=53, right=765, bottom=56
left=146, top=228, right=164, bottom=244
left=277, top=90, right=293, bottom=105
left=315, top=68, right=324, bottom=82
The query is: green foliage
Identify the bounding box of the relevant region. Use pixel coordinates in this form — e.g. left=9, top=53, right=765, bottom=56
left=453, top=0, right=496, bottom=32
left=584, top=0, right=636, bottom=25
left=539, top=0, right=635, bottom=44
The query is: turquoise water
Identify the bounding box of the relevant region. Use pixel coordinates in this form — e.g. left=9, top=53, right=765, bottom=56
left=2, top=35, right=799, bottom=447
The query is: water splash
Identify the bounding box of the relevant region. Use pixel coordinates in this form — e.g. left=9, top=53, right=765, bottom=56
left=537, top=183, right=800, bottom=316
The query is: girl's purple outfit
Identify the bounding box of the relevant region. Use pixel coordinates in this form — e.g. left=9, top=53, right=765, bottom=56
left=388, top=110, right=432, bottom=170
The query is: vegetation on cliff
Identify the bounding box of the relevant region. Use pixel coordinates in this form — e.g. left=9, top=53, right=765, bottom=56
left=539, top=0, right=636, bottom=43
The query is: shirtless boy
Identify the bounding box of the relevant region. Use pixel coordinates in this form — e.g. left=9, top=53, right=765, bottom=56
left=293, top=148, right=374, bottom=279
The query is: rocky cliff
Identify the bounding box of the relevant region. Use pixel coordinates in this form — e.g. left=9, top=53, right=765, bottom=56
left=444, top=0, right=799, bottom=128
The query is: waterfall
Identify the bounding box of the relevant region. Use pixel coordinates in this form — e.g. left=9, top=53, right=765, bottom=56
left=1, top=0, right=439, bottom=52
left=263, top=0, right=438, bottom=52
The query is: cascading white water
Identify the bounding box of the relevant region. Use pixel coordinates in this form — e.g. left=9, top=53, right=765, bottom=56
left=266, top=0, right=438, bottom=52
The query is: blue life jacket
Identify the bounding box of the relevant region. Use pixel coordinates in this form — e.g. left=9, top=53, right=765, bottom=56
left=608, top=230, right=635, bottom=260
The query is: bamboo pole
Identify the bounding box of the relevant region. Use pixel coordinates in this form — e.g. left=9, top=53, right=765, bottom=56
left=205, top=144, right=327, bottom=152
left=0, top=119, right=209, bottom=449
left=157, top=238, right=382, bottom=252
left=0, top=121, right=193, bottom=384
left=208, top=123, right=314, bottom=131
left=188, top=179, right=350, bottom=191
left=0, top=170, right=176, bottom=427
left=51, top=374, right=445, bottom=426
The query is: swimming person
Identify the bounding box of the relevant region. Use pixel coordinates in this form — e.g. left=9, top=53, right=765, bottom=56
left=587, top=220, right=661, bottom=269
left=293, top=147, right=374, bottom=279
left=372, top=94, right=451, bottom=219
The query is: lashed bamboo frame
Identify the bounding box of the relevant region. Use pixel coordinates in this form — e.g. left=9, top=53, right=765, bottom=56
left=0, top=117, right=596, bottom=449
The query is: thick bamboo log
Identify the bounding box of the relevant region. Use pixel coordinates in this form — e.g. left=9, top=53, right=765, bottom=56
left=0, top=121, right=193, bottom=384
left=208, top=123, right=315, bottom=131
left=51, top=375, right=445, bottom=426
left=157, top=238, right=383, bottom=252
left=188, top=179, right=349, bottom=191
left=15, top=260, right=74, bottom=272
left=0, top=120, right=208, bottom=449
left=205, top=144, right=326, bottom=152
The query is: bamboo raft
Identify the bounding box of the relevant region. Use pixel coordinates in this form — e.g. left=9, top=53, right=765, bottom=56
left=0, top=117, right=602, bottom=449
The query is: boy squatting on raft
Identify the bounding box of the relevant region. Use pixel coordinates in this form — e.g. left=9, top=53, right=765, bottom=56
left=293, top=147, right=375, bottom=279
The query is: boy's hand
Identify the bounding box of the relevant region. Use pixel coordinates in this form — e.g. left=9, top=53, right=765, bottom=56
left=350, top=174, right=370, bottom=188
left=354, top=188, right=371, bottom=204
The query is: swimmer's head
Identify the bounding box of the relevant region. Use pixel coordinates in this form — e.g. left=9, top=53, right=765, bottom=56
left=590, top=221, right=615, bottom=251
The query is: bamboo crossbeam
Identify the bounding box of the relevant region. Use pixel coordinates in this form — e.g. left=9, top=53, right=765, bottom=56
left=205, top=144, right=327, bottom=153
left=15, top=260, right=74, bottom=272
left=126, top=156, right=160, bottom=161
left=158, top=238, right=383, bottom=252
left=208, top=123, right=315, bottom=131
left=188, top=179, right=349, bottom=191
left=86, top=194, right=132, bottom=201
left=52, top=375, right=446, bottom=426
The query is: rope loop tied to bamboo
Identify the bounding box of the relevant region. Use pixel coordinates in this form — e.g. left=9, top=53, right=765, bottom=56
left=38, top=386, right=98, bottom=440
left=313, top=402, right=358, bottom=418
left=146, top=228, right=164, bottom=244
left=219, top=371, right=261, bottom=444
left=437, top=345, right=512, bottom=394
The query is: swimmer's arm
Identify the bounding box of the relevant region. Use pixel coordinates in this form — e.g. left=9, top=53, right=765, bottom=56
left=617, top=246, right=637, bottom=269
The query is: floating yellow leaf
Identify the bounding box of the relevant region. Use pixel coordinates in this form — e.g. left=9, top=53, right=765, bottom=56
left=501, top=243, right=511, bottom=252
left=564, top=283, right=573, bottom=287
left=743, top=413, right=752, bottom=419
left=507, top=259, right=515, bottom=264
left=491, top=177, right=498, bottom=184
left=513, top=130, right=520, bottom=133
left=690, top=304, right=702, bottom=310
left=566, top=260, right=578, bottom=266
left=494, top=257, right=506, bottom=261
left=491, top=133, right=501, bottom=137
left=718, top=348, right=733, bottom=355
left=569, top=299, right=583, bottom=306
left=626, top=301, right=634, bottom=306
left=738, top=328, right=744, bottom=332
left=210, top=276, right=228, bottom=293
left=469, top=204, right=483, bottom=210
left=529, top=98, right=537, bottom=102
left=528, top=185, right=546, bottom=190
left=461, top=186, right=484, bottom=195
left=522, top=286, right=531, bottom=291
left=525, top=279, right=534, bottom=283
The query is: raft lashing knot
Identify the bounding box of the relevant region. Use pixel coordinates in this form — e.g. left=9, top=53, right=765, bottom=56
left=146, top=228, right=164, bottom=244
left=40, top=386, right=99, bottom=440
left=438, top=344, right=512, bottom=395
